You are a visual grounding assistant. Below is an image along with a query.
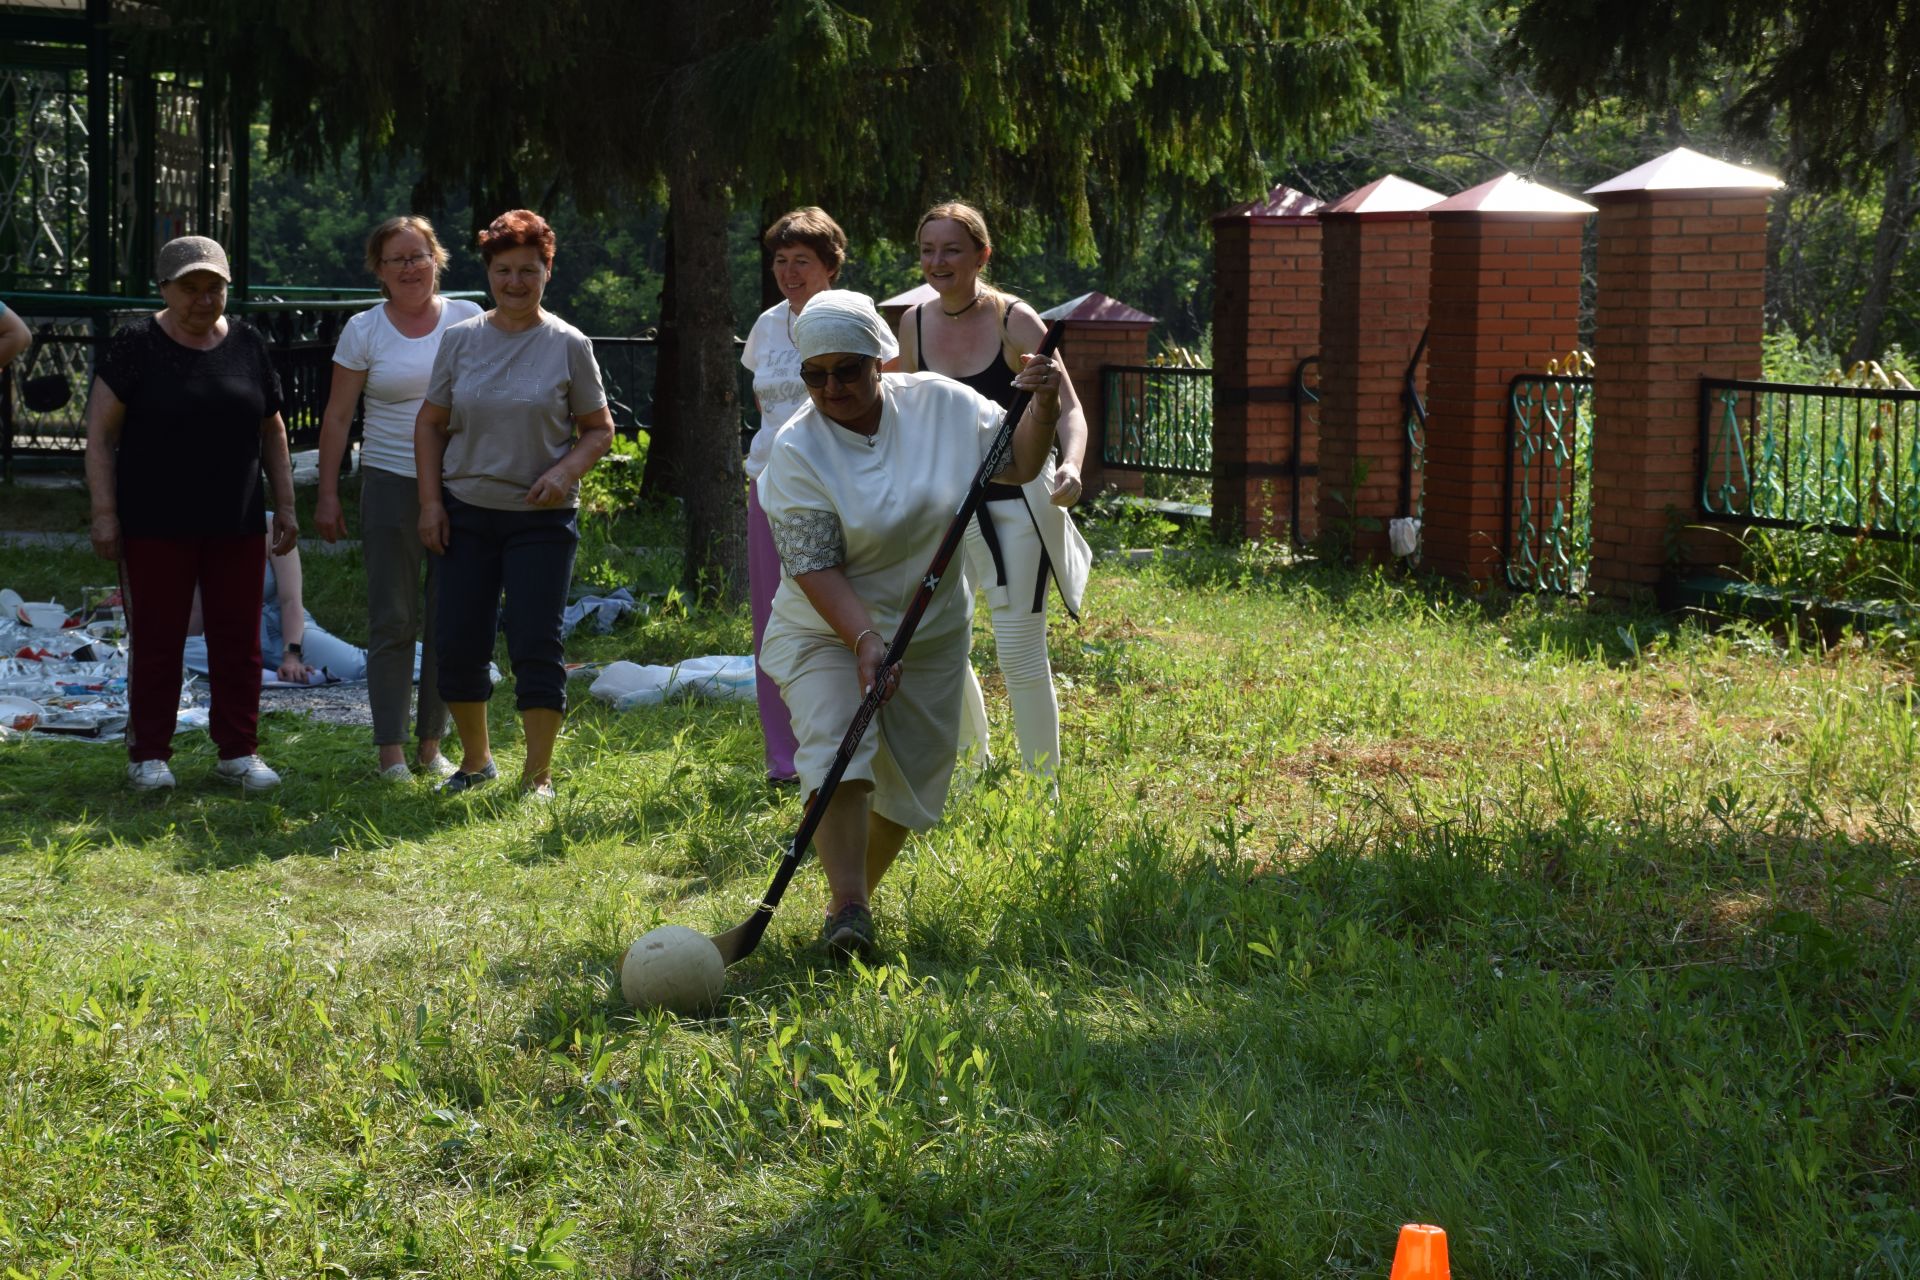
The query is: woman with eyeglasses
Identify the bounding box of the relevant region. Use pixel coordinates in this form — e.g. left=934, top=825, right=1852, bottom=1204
left=895, top=201, right=1090, bottom=778
left=315, top=216, right=482, bottom=782
left=757, top=290, right=1064, bottom=962
left=740, top=207, right=848, bottom=785
left=415, top=209, right=614, bottom=798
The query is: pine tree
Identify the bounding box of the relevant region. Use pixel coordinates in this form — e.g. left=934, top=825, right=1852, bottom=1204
left=1503, top=0, right=1920, bottom=361
left=148, top=0, right=1448, bottom=595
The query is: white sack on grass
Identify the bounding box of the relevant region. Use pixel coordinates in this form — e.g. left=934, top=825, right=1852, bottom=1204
left=590, top=655, right=755, bottom=709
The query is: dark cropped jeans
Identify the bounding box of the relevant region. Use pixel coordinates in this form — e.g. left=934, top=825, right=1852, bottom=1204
left=434, top=492, right=577, bottom=713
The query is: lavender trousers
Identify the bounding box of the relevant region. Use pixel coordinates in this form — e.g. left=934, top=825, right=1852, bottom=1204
left=747, top=481, right=799, bottom=780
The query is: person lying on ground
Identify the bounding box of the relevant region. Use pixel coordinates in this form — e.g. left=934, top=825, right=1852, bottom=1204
left=182, top=514, right=390, bottom=685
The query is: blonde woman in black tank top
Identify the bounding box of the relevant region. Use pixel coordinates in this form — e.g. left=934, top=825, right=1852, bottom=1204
left=894, top=202, right=1091, bottom=778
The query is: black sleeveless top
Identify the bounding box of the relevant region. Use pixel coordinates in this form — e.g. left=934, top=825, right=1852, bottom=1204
left=913, top=301, right=1017, bottom=408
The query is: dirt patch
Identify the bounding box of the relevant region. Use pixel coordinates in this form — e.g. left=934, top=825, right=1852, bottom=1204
left=1278, top=737, right=1468, bottom=783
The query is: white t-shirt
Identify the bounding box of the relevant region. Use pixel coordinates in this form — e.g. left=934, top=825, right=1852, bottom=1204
left=757, top=372, right=1004, bottom=647
left=739, top=300, right=810, bottom=481
left=332, top=297, right=483, bottom=477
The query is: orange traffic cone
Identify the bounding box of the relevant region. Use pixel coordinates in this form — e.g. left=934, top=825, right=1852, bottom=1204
left=1388, top=1223, right=1449, bottom=1279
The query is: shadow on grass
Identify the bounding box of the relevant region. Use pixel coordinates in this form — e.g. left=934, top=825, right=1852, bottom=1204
left=629, top=807, right=1916, bottom=1277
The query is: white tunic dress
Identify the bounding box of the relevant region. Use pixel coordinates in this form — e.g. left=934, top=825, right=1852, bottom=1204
left=756, top=372, right=1005, bottom=829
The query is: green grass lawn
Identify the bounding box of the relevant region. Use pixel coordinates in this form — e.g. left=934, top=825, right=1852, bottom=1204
left=1, top=511, right=1916, bottom=1276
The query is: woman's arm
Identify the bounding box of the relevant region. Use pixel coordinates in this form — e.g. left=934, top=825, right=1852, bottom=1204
left=1006, top=303, right=1086, bottom=506
left=0, top=308, right=30, bottom=370
left=414, top=400, right=452, bottom=552
left=261, top=412, right=299, bottom=556
left=315, top=362, right=369, bottom=541
left=269, top=539, right=311, bottom=681
left=526, top=405, right=615, bottom=507
left=271, top=541, right=306, bottom=648
left=792, top=566, right=900, bottom=704
left=83, top=378, right=126, bottom=561
left=991, top=354, right=1064, bottom=487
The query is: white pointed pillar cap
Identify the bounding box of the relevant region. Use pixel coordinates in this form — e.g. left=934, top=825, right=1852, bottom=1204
left=1586, top=147, right=1785, bottom=201
left=1428, top=172, right=1596, bottom=219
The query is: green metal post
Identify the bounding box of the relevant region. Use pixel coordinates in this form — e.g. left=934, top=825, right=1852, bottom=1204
left=230, top=101, right=249, bottom=298
left=86, top=0, right=111, bottom=295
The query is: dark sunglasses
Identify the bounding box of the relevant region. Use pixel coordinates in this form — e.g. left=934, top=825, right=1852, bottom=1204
left=799, top=356, right=871, bottom=389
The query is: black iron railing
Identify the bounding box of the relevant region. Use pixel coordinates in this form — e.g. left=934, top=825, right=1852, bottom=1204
left=1400, top=328, right=1428, bottom=522
left=1700, top=378, right=1920, bottom=541
left=1505, top=373, right=1595, bottom=593
left=1198, top=357, right=1320, bottom=542
left=0, top=291, right=660, bottom=475
left=1102, top=364, right=1212, bottom=477
left=1289, top=355, right=1320, bottom=541
left=592, top=335, right=659, bottom=439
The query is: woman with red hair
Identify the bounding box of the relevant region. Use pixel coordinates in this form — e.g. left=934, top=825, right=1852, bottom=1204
left=415, top=209, right=614, bottom=797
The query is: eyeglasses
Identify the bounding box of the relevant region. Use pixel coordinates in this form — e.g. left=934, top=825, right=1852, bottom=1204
left=799, top=357, right=871, bottom=389
left=380, top=252, right=434, bottom=269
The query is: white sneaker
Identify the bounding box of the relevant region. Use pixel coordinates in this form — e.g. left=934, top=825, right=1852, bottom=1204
left=379, top=761, right=412, bottom=783
left=127, top=759, right=176, bottom=791
left=216, top=754, right=282, bottom=791
left=418, top=754, right=459, bottom=779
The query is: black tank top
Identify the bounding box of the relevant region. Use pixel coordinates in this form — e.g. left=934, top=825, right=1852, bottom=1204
left=913, top=301, right=1017, bottom=408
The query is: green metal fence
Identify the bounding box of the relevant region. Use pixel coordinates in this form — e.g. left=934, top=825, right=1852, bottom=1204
left=1700, top=378, right=1920, bottom=540
left=1505, top=373, right=1595, bottom=593
left=1101, top=365, right=1212, bottom=477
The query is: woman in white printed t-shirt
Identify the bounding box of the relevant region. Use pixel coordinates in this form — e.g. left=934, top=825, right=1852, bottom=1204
left=315, top=216, right=482, bottom=782
left=740, top=208, right=891, bottom=785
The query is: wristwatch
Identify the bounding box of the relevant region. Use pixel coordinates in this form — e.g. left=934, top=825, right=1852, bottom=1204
left=285, top=642, right=304, bottom=658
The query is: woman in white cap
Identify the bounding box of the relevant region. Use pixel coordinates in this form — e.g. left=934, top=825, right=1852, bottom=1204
left=757, top=289, right=1064, bottom=961
left=83, top=234, right=298, bottom=792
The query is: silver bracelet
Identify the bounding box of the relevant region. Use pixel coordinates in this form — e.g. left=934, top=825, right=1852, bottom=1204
left=852, top=628, right=881, bottom=652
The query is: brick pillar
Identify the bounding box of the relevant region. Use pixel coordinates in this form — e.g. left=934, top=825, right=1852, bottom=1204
left=1586, top=148, right=1784, bottom=598
left=1209, top=184, right=1324, bottom=542
left=1423, top=174, right=1594, bottom=581
left=1040, top=292, right=1157, bottom=498
left=1316, top=175, right=1444, bottom=561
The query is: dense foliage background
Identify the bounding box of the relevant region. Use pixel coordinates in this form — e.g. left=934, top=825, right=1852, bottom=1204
left=242, top=3, right=1917, bottom=369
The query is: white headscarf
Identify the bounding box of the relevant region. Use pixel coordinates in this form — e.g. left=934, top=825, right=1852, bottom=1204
left=791, top=289, right=900, bottom=363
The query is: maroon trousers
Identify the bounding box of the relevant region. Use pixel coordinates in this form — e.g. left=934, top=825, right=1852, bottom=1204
left=122, top=534, right=265, bottom=763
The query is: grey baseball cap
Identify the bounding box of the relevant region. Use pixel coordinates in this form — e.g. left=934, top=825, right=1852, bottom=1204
left=156, top=235, right=231, bottom=284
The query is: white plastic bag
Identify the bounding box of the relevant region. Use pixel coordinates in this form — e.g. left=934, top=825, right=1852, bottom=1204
left=590, top=655, right=756, bottom=709
left=1388, top=517, right=1422, bottom=558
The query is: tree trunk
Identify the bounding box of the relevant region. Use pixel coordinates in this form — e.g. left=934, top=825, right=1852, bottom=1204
left=1848, top=121, right=1919, bottom=366
left=641, top=212, right=679, bottom=498
left=666, top=0, right=747, bottom=602
left=759, top=196, right=786, bottom=313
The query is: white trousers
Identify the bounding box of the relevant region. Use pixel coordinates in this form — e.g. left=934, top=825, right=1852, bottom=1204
left=959, top=496, right=1060, bottom=775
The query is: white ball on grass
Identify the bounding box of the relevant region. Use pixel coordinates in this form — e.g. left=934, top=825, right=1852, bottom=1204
left=621, top=925, right=725, bottom=1014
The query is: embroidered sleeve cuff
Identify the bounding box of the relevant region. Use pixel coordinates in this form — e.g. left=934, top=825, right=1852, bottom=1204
left=770, top=508, right=845, bottom=576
